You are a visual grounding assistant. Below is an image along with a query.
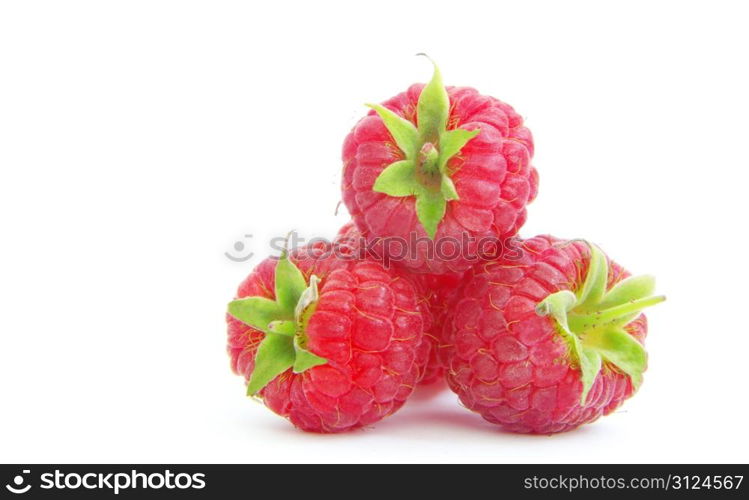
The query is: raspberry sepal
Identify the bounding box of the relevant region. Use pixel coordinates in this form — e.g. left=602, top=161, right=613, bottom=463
left=536, top=243, right=665, bottom=403
left=245, top=332, right=296, bottom=395
left=368, top=56, right=480, bottom=238
left=227, top=251, right=328, bottom=396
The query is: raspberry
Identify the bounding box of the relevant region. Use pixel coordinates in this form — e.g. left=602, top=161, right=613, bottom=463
left=443, top=236, right=664, bottom=433
left=227, top=242, right=426, bottom=433
left=334, top=221, right=458, bottom=385
left=410, top=270, right=466, bottom=385
left=342, top=57, right=538, bottom=274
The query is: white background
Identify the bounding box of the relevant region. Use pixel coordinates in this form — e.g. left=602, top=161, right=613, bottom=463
left=1, top=0, right=747, bottom=464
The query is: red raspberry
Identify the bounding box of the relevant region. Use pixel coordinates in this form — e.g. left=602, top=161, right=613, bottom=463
left=410, top=271, right=465, bottom=385
left=443, top=236, right=664, bottom=434
left=227, top=242, right=426, bottom=433
left=342, top=57, right=538, bottom=274
left=334, top=222, right=464, bottom=385
left=333, top=221, right=454, bottom=385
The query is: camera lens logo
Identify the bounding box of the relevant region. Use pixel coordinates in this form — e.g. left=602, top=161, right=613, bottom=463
left=225, top=234, right=254, bottom=262
left=5, top=470, right=31, bottom=494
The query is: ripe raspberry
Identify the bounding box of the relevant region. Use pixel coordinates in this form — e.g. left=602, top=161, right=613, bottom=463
left=226, top=242, right=426, bottom=433
left=342, top=57, right=538, bottom=274
left=410, top=270, right=465, bottom=385
left=443, top=236, right=664, bottom=434
left=333, top=221, right=456, bottom=385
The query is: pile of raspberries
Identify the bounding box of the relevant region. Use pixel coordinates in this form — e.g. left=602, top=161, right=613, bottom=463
left=227, top=57, right=663, bottom=434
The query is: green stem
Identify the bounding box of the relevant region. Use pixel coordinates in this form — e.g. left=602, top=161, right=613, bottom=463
left=415, top=142, right=442, bottom=190
left=419, top=143, right=440, bottom=174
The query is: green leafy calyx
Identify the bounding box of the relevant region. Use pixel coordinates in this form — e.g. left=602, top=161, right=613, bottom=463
left=369, top=55, right=479, bottom=239
left=535, top=243, right=665, bottom=404
left=227, top=249, right=327, bottom=396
